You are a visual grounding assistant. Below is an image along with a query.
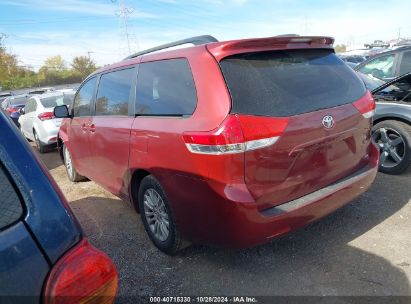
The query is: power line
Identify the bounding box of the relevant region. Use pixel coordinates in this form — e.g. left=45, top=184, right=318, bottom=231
left=0, top=16, right=113, bottom=26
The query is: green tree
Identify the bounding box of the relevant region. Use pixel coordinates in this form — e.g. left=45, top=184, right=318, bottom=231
left=44, top=55, right=66, bottom=71
left=334, top=44, right=347, bottom=53
left=71, top=56, right=97, bottom=79
left=0, top=47, right=19, bottom=88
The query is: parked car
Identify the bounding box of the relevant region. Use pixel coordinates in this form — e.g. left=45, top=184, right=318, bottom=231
left=0, top=91, right=13, bottom=105
left=364, top=40, right=390, bottom=49
left=358, top=71, right=411, bottom=174
left=58, top=87, right=79, bottom=94
left=1, top=94, right=30, bottom=126
left=28, top=87, right=55, bottom=95
left=339, top=54, right=367, bottom=67
left=0, top=110, right=117, bottom=303
left=19, top=92, right=73, bottom=153
left=55, top=35, right=379, bottom=254
left=355, top=46, right=411, bottom=81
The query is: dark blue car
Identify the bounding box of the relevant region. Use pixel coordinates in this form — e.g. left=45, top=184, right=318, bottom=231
left=0, top=112, right=118, bottom=303
left=2, top=94, right=30, bottom=127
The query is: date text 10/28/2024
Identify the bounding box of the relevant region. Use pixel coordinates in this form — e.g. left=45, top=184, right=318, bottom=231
left=150, top=297, right=258, bottom=303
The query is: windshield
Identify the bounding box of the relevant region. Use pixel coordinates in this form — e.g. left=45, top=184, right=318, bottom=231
left=220, top=49, right=366, bottom=117
left=40, top=94, right=73, bottom=108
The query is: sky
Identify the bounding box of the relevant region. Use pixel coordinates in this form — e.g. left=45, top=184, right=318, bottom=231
left=1, top=0, right=411, bottom=70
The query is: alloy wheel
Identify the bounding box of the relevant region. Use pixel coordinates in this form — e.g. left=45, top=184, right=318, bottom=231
left=143, top=188, right=170, bottom=242
left=373, top=127, right=405, bottom=168
left=34, top=132, right=40, bottom=150
left=64, top=146, right=73, bottom=179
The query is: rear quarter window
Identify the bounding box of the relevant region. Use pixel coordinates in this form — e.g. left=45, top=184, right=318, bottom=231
left=0, top=164, right=23, bottom=230
left=135, top=58, right=197, bottom=116
left=220, top=49, right=366, bottom=117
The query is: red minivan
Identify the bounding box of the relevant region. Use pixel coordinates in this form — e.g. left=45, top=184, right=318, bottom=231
left=55, top=35, right=379, bottom=254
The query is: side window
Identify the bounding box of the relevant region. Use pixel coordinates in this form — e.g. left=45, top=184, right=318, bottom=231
left=73, top=77, right=97, bottom=117
left=0, top=163, right=23, bottom=230
left=25, top=99, right=35, bottom=113
left=358, top=54, right=396, bottom=80
left=95, top=68, right=134, bottom=116
left=399, top=51, right=411, bottom=75
left=135, top=58, right=197, bottom=116
left=23, top=100, right=30, bottom=113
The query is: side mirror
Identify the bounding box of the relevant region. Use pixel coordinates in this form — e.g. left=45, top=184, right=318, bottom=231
left=54, top=105, right=70, bottom=118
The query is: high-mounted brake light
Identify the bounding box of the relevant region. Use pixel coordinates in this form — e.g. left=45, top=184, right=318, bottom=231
left=43, top=239, right=118, bottom=304
left=183, top=115, right=288, bottom=155
left=353, top=91, right=375, bottom=119
left=38, top=112, right=54, bottom=121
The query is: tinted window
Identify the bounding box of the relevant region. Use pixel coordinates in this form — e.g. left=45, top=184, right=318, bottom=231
left=220, top=49, right=366, bottom=117
left=0, top=164, right=23, bottom=230
left=96, top=68, right=134, bottom=116
left=9, top=96, right=29, bottom=106
left=73, top=77, right=96, bottom=117
left=399, top=51, right=411, bottom=75
left=40, top=95, right=71, bottom=108
left=135, top=59, right=197, bottom=116
left=358, top=54, right=396, bottom=80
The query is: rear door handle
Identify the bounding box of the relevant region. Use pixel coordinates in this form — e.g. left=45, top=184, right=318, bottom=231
left=89, top=123, right=96, bottom=133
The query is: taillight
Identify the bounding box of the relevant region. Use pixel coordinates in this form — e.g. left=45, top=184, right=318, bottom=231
left=353, top=91, right=375, bottom=119
left=38, top=112, right=54, bottom=121
left=183, top=114, right=288, bottom=155
left=43, top=239, right=118, bottom=304
left=6, top=107, right=17, bottom=114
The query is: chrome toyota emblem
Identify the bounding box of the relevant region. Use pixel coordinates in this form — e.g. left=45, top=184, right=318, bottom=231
left=322, top=115, right=334, bottom=129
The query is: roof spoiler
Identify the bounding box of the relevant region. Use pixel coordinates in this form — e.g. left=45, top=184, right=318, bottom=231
left=206, top=36, right=335, bottom=61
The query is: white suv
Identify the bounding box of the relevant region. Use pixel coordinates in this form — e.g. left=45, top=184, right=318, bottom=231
left=19, top=92, right=74, bottom=152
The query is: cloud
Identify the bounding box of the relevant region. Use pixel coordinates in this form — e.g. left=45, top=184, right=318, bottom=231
left=6, top=0, right=411, bottom=70
left=3, top=0, right=157, bottom=18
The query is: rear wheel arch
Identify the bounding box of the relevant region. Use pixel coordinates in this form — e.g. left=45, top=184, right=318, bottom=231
left=373, top=116, right=411, bottom=127
left=130, top=169, right=151, bottom=213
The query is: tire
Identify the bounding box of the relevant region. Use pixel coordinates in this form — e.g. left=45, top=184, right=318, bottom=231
left=33, top=130, right=47, bottom=153
left=63, top=144, right=86, bottom=182
left=372, top=120, right=411, bottom=175
left=138, top=175, right=185, bottom=254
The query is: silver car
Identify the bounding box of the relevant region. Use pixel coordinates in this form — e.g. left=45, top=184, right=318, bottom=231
left=19, top=92, right=74, bottom=153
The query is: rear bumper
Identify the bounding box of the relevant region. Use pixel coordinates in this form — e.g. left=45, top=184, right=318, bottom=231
left=36, top=121, right=59, bottom=145
left=167, top=145, right=379, bottom=248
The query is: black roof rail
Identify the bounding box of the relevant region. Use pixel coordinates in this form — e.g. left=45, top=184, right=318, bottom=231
left=123, top=35, right=218, bottom=60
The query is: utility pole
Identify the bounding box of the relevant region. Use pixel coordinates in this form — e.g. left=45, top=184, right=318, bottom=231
left=112, top=0, right=134, bottom=55
left=87, top=51, right=95, bottom=60
left=302, top=16, right=311, bottom=35
left=398, top=27, right=401, bottom=43
left=0, top=33, right=8, bottom=47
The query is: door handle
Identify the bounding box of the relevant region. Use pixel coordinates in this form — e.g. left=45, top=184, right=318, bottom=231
left=89, top=123, right=96, bottom=133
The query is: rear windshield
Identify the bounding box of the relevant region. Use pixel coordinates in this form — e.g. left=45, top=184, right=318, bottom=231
left=10, top=96, right=28, bottom=106
left=40, top=95, right=72, bottom=108
left=220, top=49, right=366, bottom=117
